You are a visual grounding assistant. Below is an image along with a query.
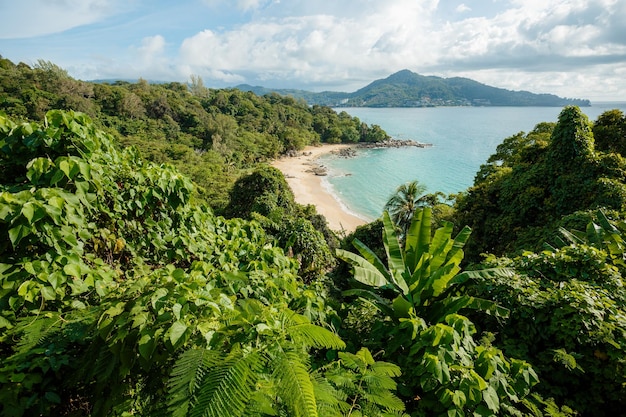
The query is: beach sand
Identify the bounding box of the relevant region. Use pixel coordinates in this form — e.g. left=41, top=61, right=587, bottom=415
left=271, top=144, right=369, bottom=233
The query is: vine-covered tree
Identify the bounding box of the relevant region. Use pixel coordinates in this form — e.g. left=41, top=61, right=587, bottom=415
left=593, top=109, right=626, bottom=155
left=455, top=106, right=626, bottom=260
left=469, top=211, right=626, bottom=416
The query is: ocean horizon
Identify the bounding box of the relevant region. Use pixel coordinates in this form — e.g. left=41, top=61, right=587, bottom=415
left=320, top=103, right=626, bottom=221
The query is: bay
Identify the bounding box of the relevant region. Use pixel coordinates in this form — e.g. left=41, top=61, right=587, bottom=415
left=321, top=103, right=626, bottom=221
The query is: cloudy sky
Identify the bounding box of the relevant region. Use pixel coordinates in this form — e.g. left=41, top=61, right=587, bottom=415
left=1, top=0, right=625, bottom=101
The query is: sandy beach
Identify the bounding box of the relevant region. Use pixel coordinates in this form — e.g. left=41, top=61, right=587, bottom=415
left=271, top=144, right=369, bottom=233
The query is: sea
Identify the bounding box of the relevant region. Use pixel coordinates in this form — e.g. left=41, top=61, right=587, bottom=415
left=320, top=103, right=626, bottom=222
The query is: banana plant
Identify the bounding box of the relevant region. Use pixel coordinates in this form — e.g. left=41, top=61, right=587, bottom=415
left=336, top=207, right=510, bottom=323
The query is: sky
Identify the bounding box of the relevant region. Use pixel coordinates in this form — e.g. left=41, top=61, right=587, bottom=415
left=0, top=0, right=625, bottom=101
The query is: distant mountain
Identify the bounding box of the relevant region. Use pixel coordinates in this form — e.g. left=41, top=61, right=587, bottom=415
left=237, top=69, right=590, bottom=107
left=234, top=84, right=348, bottom=106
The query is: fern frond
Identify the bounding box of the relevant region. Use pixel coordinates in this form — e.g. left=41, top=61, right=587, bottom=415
left=370, top=362, right=402, bottom=378
left=167, top=347, right=264, bottom=417
left=13, top=315, right=63, bottom=353
left=361, top=370, right=398, bottom=391
left=325, top=372, right=357, bottom=391
left=272, top=349, right=318, bottom=417
left=13, top=309, right=95, bottom=353
left=337, top=352, right=364, bottom=372
left=167, top=348, right=213, bottom=417
left=243, top=380, right=278, bottom=417
left=189, top=347, right=263, bottom=417
left=287, top=323, right=346, bottom=350
left=362, top=390, right=406, bottom=411
left=311, top=372, right=347, bottom=417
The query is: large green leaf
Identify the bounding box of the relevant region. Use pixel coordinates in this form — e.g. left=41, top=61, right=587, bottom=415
left=351, top=238, right=391, bottom=280
left=404, top=207, right=432, bottom=272
left=411, top=262, right=458, bottom=303
left=449, top=225, right=472, bottom=259
left=336, top=249, right=389, bottom=288
left=429, top=221, right=454, bottom=271
left=382, top=211, right=405, bottom=275
left=449, top=268, right=515, bottom=286
left=168, top=321, right=189, bottom=348
left=427, top=295, right=509, bottom=323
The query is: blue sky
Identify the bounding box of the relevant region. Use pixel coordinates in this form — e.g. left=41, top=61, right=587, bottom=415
left=1, top=0, right=625, bottom=101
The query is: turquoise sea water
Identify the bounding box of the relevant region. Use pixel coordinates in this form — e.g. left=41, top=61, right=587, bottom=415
left=320, top=103, right=626, bottom=221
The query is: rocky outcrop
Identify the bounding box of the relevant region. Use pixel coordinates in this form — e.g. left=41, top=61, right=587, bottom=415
left=331, top=147, right=358, bottom=158
left=357, top=138, right=432, bottom=149
left=306, top=165, right=328, bottom=176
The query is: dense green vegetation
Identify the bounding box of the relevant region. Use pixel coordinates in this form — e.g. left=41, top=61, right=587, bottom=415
left=337, top=209, right=538, bottom=416
left=450, top=106, right=626, bottom=416
left=1, top=56, right=626, bottom=416
left=238, top=70, right=590, bottom=108
left=0, top=111, right=405, bottom=417
left=473, top=211, right=626, bottom=415
left=455, top=106, right=626, bottom=261
left=0, top=56, right=388, bottom=211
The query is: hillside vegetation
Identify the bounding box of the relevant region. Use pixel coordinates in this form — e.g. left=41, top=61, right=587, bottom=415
left=0, top=57, right=388, bottom=210
left=238, top=69, right=590, bottom=108
left=1, top=57, right=626, bottom=417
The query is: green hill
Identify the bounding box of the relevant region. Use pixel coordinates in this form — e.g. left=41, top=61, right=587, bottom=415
left=238, top=69, right=590, bottom=107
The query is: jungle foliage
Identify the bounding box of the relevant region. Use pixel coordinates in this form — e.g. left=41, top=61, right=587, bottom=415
left=0, top=56, right=388, bottom=211
left=0, top=111, right=405, bottom=417
left=455, top=106, right=626, bottom=260
left=469, top=210, right=626, bottom=416
left=2, top=55, right=626, bottom=417
left=337, top=208, right=539, bottom=416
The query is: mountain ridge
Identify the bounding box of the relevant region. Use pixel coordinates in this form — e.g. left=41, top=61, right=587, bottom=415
left=237, top=69, right=590, bottom=107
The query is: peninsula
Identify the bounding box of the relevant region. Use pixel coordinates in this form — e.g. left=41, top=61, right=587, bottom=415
left=237, top=69, right=590, bottom=108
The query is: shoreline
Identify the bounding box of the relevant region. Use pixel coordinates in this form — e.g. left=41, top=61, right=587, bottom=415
left=271, top=144, right=370, bottom=233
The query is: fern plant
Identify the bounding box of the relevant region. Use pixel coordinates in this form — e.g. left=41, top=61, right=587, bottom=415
left=164, top=306, right=346, bottom=417
left=319, top=347, right=408, bottom=417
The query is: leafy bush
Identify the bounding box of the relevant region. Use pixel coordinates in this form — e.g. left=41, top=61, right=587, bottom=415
left=471, top=211, right=626, bottom=416
left=0, top=110, right=404, bottom=417
left=337, top=208, right=538, bottom=416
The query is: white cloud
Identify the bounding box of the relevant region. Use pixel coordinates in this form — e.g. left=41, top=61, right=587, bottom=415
left=455, top=4, right=471, bottom=13
left=201, top=0, right=276, bottom=12
left=178, top=0, right=443, bottom=87
left=175, top=0, right=626, bottom=98
left=137, top=35, right=165, bottom=63
left=2, top=0, right=624, bottom=100
left=0, top=0, right=126, bottom=39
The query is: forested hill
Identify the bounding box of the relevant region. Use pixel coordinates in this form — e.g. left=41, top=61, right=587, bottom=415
left=0, top=57, right=388, bottom=211
left=238, top=69, right=590, bottom=107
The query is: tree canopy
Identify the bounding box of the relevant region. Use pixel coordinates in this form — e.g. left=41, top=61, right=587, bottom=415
left=0, top=56, right=387, bottom=212
left=455, top=106, right=626, bottom=260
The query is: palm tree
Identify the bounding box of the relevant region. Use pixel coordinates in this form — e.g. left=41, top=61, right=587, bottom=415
left=384, top=180, right=428, bottom=236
